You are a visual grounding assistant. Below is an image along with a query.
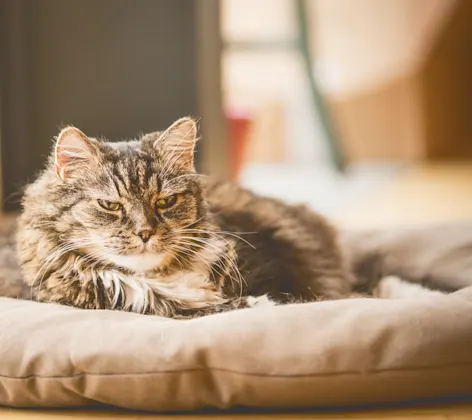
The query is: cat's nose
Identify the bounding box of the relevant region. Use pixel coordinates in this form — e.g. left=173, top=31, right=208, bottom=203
left=138, top=230, right=153, bottom=243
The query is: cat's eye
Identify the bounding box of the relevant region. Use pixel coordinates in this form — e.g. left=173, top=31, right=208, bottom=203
left=156, top=195, right=177, bottom=210
left=98, top=199, right=122, bottom=211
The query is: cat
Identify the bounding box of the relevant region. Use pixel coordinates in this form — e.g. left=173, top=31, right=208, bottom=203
left=15, top=117, right=359, bottom=317
left=16, top=117, right=443, bottom=317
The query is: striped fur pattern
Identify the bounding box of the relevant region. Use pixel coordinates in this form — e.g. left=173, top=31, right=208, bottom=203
left=17, top=117, right=356, bottom=317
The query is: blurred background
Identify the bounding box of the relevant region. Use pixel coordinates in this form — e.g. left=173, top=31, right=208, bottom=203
left=1, top=0, right=471, bottom=228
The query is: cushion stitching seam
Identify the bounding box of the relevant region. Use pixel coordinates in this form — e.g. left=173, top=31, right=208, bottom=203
left=0, top=360, right=471, bottom=380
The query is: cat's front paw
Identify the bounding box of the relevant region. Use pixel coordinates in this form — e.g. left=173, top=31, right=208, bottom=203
left=246, top=294, right=276, bottom=308
left=375, top=275, right=445, bottom=299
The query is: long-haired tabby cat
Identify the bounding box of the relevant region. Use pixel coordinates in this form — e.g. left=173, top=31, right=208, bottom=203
left=16, top=117, right=435, bottom=317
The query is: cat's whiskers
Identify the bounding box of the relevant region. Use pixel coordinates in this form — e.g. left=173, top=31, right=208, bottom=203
left=172, top=251, right=229, bottom=294
left=167, top=244, right=203, bottom=270
left=179, top=232, right=249, bottom=294
left=166, top=242, right=233, bottom=291
left=175, top=228, right=257, bottom=249
left=179, top=215, right=206, bottom=230
left=172, top=236, right=244, bottom=293
left=173, top=229, right=247, bottom=288
left=169, top=241, right=214, bottom=271
left=168, top=247, right=186, bottom=271
left=160, top=217, right=206, bottom=242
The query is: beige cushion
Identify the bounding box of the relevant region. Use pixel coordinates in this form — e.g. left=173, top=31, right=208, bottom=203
left=1, top=288, right=472, bottom=412
left=342, top=222, right=472, bottom=291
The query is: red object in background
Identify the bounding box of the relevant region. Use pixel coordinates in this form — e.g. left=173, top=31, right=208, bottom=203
left=226, top=109, right=253, bottom=181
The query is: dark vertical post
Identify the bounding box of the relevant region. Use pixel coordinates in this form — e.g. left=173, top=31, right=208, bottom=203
left=0, top=0, right=32, bottom=209
left=194, top=0, right=229, bottom=179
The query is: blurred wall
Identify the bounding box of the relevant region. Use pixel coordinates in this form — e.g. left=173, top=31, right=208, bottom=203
left=0, top=0, right=226, bottom=210
left=222, top=0, right=467, bottom=167
left=314, top=0, right=458, bottom=96
left=422, top=0, right=472, bottom=160
left=313, top=0, right=465, bottom=163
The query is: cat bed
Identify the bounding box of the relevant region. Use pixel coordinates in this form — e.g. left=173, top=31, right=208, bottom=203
left=1, top=286, right=472, bottom=412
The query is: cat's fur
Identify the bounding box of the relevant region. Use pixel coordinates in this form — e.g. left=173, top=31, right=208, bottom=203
left=16, top=117, right=356, bottom=317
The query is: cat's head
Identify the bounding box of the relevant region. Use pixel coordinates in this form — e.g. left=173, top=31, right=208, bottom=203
left=24, top=117, right=218, bottom=273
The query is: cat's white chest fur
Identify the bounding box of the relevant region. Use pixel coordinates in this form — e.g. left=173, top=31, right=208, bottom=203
left=107, top=252, right=167, bottom=273
left=97, top=268, right=225, bottom=314
left=100, top=237, right=229, bottom=314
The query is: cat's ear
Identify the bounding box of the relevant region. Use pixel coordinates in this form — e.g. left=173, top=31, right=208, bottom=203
left=154, top=117, right=197, bottom=171
left=54, top=126, right=100, bottom=179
